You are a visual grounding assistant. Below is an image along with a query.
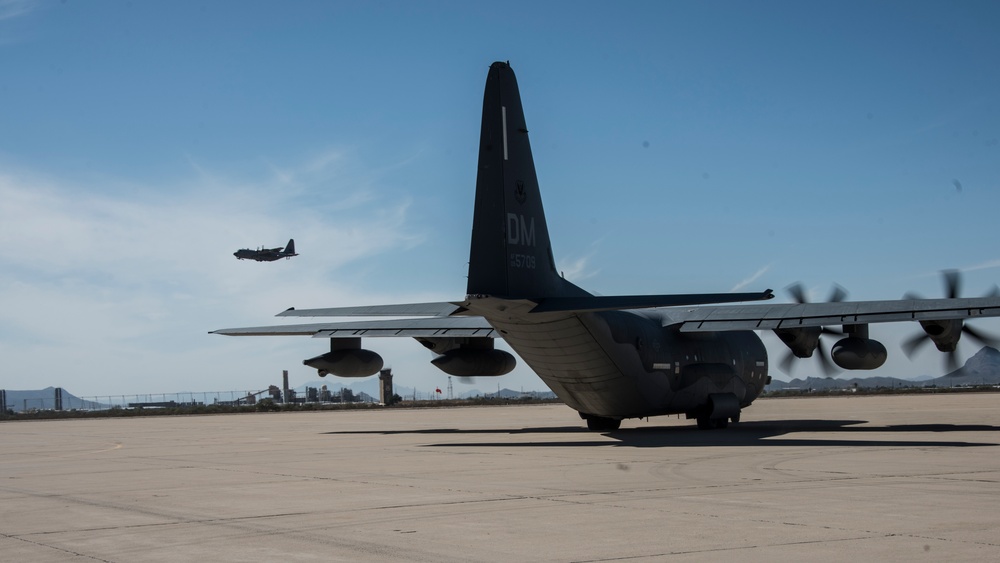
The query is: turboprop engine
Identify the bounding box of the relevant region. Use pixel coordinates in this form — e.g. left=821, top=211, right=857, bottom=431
left=913, top=319, right=963, bottom=353
left=773, top=326, right=821, bottom=358
left=303, top=338, right=383, bottom=378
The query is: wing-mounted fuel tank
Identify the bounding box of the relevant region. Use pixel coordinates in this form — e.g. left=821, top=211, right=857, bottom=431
left=304, top=337, right=384, bottom=378
left=419, top=336, right=515, bottom=377
left=830, top=324, right=887, bottom=370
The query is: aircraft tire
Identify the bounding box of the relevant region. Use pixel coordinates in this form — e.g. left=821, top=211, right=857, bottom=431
left=696, top=416, right=729, bottom=430
left=585, top=415, right=621, bottom=432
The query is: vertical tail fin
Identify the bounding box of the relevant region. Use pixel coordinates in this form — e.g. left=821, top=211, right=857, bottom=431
left=467, top=62, right=587, bottom=300
left=284, top=239, right=296, bottom=256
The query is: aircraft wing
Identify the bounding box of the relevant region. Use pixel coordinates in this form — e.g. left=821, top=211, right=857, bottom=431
left=211, top=316, right=496, bottom=338
left=216, top=295, right=1000, bottom=336
left=663, top=296, right=1000, bottom=332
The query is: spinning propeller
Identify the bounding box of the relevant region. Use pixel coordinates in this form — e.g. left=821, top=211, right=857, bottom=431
left=901, top=270, right=1000, bottom=374
left=776, top=283, right=847, bottom=376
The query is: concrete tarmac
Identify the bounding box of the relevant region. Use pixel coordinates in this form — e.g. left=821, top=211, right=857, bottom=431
left=2, top=393, right=1000, bottom=562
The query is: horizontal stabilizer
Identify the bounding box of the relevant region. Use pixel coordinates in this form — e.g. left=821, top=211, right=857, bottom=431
left=529, top=290, right=774, bottom=314
left=277, top=302, right=462, bottom=318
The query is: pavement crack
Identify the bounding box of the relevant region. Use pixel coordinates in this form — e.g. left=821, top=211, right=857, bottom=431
left=1, top=532, right=115, bottom=563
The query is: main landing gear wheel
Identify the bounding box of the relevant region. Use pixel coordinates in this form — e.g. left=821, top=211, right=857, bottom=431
left=583, top=414, right=622, bottom=432
left=694, top=394, right=741, bottom=430
left=696, top=417, right=729, bottom=429
left=696, top=416, right=730, bottom=430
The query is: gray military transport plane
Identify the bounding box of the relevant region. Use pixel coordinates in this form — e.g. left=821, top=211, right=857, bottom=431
left=213, top=61, right=1000, bottom=431
left=234, top=239, right=298, bottom=262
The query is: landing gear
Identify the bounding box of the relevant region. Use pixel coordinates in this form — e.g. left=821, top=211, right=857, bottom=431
left=696, top=416, right=729, bottom=430
left=581, top=413, right=622, bottom=432
left=691, top=393, right=741, bottom=430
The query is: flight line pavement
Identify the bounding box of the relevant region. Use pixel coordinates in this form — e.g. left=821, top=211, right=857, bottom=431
left=1, top=393, right=999, bottom=562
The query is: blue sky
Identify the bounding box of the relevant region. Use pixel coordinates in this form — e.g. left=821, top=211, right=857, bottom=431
left=2, top=0, right=999, bottom=397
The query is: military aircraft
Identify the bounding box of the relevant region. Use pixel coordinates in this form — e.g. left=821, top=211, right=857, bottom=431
left=234, top=239, right=298, bottom=261
left=213, top=61, right=1000, bottom=431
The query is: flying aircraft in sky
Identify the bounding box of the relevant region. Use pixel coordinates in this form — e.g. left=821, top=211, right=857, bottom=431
left=213, top=61, right=1000, bottom=431
left=233, top=239, right=298, bottom=262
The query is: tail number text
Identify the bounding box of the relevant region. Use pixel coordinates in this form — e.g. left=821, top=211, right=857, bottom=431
left=510, top=253, right=536, bottom=269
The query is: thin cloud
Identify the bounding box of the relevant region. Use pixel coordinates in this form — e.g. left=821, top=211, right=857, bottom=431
left=558, top=254, right=599, bottom=282
left=961, top=259, right=1000, bottom=273
left=0, top=157, right=429, bottom=396
left=265, top=147, right=347, bottom=187
left=913, top=259, right=1000, bottom=281
left=0, top=0, right=35, bottom=22
left=558, top=241, right=602, bottom=283
left=730, top=264, right=772, bottom=292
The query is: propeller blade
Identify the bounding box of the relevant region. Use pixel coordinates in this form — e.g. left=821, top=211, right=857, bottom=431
left=816, top=340, right=840, bottom=376
left=944, top=350, right=961, bottom=374
left=962, top=324, right=1000, bottom=349
left=902, top=269, right=1000, bottom=373
left=943, top=269, right=961, bottom=300
left=901, top=332, right=930, bottom=358
left=787, top=282, right=808, bottom=304
left=779, top=352, right=796, bottom=375
left=779, top=282, right=848, bottom=374
left=827, top=284, right=848, bottom=303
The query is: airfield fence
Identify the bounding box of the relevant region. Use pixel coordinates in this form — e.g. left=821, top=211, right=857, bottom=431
left=97, top=391, right=385, bottom=410
left=4, top=388, right=456, bottom=413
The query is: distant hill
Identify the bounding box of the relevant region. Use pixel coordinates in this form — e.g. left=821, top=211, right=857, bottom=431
left=462, top=388, right=557, bottom=400
left=2, top=387, right=106, bottom=412
left=766, top=347, right=1000, bottom=391
left=936, top=346, right=1000, bottom=385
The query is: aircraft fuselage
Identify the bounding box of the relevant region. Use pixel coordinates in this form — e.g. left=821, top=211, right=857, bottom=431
left=466, top=297, right=768, bottom=420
